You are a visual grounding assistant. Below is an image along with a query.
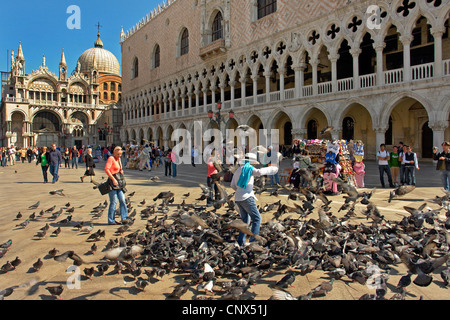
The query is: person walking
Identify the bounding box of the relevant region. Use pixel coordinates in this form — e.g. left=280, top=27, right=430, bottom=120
left=265, top=146, right=280, bottom=186
left=398, top=144, right=407, bottom=185
left=80, top=148, right=95, bottom=183
left=70, top=146, right=79, bottom=169
left=402, top=145, right=419, bottom=185
left=171, top=149, right=177, bottom=178
left=191, top=146, right=198, bottom=167
left=63, top=148, right=70, bottom=168
left=105, top=147, right=128, bottom=225
left=164, top=150, right=172, bottom=177
left=388, top=146, right=401, bottom=186
left=433, top=141, right=450, bottom=191
left=20, top=148, right=27, bottom=163
left=26, top=147, right=33, bottom=163
left=377, top=144, right=394, bottom=188
left=49, top=144, right=63, bottom=184
left=206, top=150, right=221, bottom=207
left=230, top=153, right=278, bottom=247
left=36, top=146, right=50, bottom=183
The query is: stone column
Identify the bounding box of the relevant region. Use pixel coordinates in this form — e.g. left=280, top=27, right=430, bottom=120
left=252, top=74, right=258, bottom=104
left=431, top=26, right=445, bottom=78
left=210, top=85, right=216, bottom=109
left=400, top=35, right=413, bottom=82
left=219, top=81, right=226, bottom=107
left=293, top=63, right=306, bottom=98
left=203, top=88, right=208, bottom=110
left=328, top=52, right=339, bottom=93
left=311, top=58, right=319, bottom=96
left=429, top=121, right=448, bottom=151
left=195, top=89, right=200, bottom=108
left=374, top=41, right=385, bottom=86
left=279, top=67, right=285, bottom=99
left=264, top=71, right=271, bottom=102
left=374, top=127, right=388, bottom=150
left=350, top=48, right=361, bottom=90
left=240, top=77, right=246, bottom=107
left=230, top=79, right=236, bottom=109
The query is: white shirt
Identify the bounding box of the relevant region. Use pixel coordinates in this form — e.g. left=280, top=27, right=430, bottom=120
left=231, top=165, right=278, bottom=202
left=377, top=150, right=389, bottom=166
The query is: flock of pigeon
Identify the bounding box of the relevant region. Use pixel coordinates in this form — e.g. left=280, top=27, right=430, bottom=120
left=1, top=166, right=450, bottom=301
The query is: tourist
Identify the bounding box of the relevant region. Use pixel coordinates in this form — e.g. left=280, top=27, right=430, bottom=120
left=398, top=144, right=407, bottom=185
left=164, top=149, right=172, bottom=177
left=377, top=144, right=394, bottom=188
left=8, top=146, right=16, bottom=166
left=433, top=141, right=450, bottom=191
left=402, top=145, right=419, bottom=185
left=36, top=146, right=50, bottom=183
left=388, top=146, right=401, bottom=186
left=170, top=149, right=177, bottom=178
left=20, top=148, right=27, bottom=163
left=206, top=149, right=221, bottom=207
left=26, top=147, right=33, bottom=163
left=49, top=144, right=63, bottom=184
left=191, top=146, right=198, bottom=167
left=63, top=148, right=70, bottom=168
left=104, top=147, right=128, bottom=225
left=288, top=161, right=302, bottom=190
left=231, top=153, right=278, bottom=246
left=80, top=148, right=95, bottom=183
left=70, top=146, right=79, bottom=169
left=296, top=153, right=311, bottom=188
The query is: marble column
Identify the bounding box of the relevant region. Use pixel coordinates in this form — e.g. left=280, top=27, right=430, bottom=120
left=350, top=48, right=361, bottom=90
left=311, top=58, right=319, bottom=96
left=400, top=35, right=413, bottom=82
left=374, top=41, right=385, bottom=86
left=328, top=52, right=339, bottom=93
left=431, top=26, right=445, bottom=78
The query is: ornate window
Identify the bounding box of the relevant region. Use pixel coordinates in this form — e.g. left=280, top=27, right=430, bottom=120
left=153, top=45, right=160, bottom=68
left=110, top=82, right=116, bottom=91
left=212, top=12, right=223, bottom=42
left=180, top=28, right=189, bottom=56
left=103, top=92, right=108, bottom=100
left=258, top=0, right=277, bottom=19
left=103, top=83, right=108, bottom=90
left=132, top=57, right=139, bottom=79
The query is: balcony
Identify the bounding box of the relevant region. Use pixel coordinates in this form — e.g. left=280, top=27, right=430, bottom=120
left=199, top=39, right=226, bottom=60
left=124, top=59, right=450, bottom=126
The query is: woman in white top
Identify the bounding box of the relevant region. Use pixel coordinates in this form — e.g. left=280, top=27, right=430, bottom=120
left=230, top=153, right=278, bottom=246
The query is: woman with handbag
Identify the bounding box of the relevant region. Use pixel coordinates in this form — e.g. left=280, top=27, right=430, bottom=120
left=105, top=147, right=128, bottom=225
left=80, top=148, right=95, bottom=183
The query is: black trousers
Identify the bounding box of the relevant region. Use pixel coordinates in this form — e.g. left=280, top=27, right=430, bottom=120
left=165, top=161, right=172, bottom=176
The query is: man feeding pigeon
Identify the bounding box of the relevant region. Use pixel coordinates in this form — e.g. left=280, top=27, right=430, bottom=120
left=230, top=152, right=278, bottom=247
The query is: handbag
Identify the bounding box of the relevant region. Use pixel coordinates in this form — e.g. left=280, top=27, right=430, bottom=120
left=98, top=180, right=111, bottom=195
left=108, top=159, right=127, bottom=190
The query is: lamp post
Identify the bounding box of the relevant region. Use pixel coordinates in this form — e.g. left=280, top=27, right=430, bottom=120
left=207, top=101, right=234, bottom=131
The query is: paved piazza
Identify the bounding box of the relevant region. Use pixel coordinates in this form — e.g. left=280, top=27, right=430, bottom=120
left=0, top=158, right=448, bottom=301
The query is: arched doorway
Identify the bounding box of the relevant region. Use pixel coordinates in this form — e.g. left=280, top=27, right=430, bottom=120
left=342, top=116, right=354, bottom=141
left=284, top=121, right=293, bottom=146
left=11, top=112, right=25, bottom=148
left=307, top=119, right=318, bottom=139
left=32, top=110, right=61, bottom=147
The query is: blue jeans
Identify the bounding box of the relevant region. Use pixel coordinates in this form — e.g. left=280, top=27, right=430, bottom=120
left=378, top=165, right=393, bottom=187
left=270, top=172, right=280, bottom=185
left=172, top=163, right=177, bottom=177
left=71, top=157, right=78, bottom=169
left=440, top=170, right=450, bottom=191
left=49, top=163, right=59, bottom=183
left=108, top=189, right=128, bottom=224
left=236, top=197, right=261, bottom=246
left=404, top=166, right=416, bottom=185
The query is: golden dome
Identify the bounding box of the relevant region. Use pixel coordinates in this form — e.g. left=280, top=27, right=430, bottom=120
left=77, top=34, right=120, bottom=76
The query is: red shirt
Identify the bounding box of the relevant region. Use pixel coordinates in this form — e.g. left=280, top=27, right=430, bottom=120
left=207, top=158, right=218, bottom=177
left=105, top=156, right=121, bottom=175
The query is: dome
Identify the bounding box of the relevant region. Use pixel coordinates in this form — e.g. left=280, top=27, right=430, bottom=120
left=77, top=34, right=121, bottom=76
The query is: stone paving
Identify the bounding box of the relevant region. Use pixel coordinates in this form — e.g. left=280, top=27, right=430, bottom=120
left=0, top=157, right=449, bottom=300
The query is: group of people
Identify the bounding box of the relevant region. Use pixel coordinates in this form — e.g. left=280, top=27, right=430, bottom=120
left=377, top=142, right=421, bottom=188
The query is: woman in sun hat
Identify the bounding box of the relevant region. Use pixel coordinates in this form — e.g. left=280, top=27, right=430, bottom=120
left=230, top=152, right=278, bottom=246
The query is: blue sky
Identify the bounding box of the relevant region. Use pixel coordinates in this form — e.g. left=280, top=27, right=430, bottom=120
left=0, top=0, right=162, bottom=75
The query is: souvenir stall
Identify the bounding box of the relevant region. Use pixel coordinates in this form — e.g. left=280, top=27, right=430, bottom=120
left=337, top=140, right=357, bottom=186
left=305, top=139, right=327, bottom=164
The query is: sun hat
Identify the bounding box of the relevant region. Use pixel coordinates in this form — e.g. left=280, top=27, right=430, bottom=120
left=238, top=152, right=259, bottom=165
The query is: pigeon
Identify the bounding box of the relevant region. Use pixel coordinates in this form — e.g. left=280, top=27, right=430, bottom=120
left=52, top=227, right=61, bottom=237
left=441, top=267, right=450, bottom=287
left=270, top=289, right=312, bottom=300
left=0, top=278, right=39, bottom=300
left=319, top=125, right=334, bottom=137
left=54, top=251, right=84, bottom=265
left=11, top=256, right=21, bottom=269
left=167, top=283, right=190, bottom=300
left=35, top=229, right=47, bottom=240
left=310, top=279, right=334, bottom=297
left=83, top=267, right=95, bottom=280
left=48, top=248, right=59, bottom=256
left=32, top=258, right=43, bottom=272
left=15, top=212, right=22, bottom=220
left=16, top=219, right=30, bottom=229
left=135, top=279, right=149, bottom=292
left=58, top=215, right=72, bottom=224
left=396, top=272, right=412, bottom=291
left=96, top=264, right=109, bottom=277
left=273, top=271, right=296, bottom=289
left=28, top=201, right=40, bottom=210
left=1, top=261, right=14, bottom=273
left=153, top=191, right=174, bottom=202
left=49, top=189, right=65, bottom=196
left=90, top=243, right=98, bottom=254
left=388, top=185, right=415, bottom=203
left=45, top=284, right=63, bottom=299
left=0, top=239, right=12, bottom=250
